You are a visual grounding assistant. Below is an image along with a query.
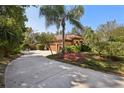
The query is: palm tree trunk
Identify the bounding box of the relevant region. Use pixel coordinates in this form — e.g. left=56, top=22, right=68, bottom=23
left=61, top=17, right=66, bottom=55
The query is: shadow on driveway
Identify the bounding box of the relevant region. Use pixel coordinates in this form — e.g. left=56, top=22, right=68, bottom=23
left=5, top=51, right=124, bottom=88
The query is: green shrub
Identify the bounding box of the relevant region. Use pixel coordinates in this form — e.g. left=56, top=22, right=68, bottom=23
left=65, top=45, right=81, bottom=53
left=36, top=44, right=45, bottom=50
left=0, top=50, right=5, bottom=58
left=29, top=44, right=37, bottom=50
left=80, top=44, right=91, bottom=52
left=93, top=42, right=108, bottom=55
left=23, top=44, right=29, bottom=50
left=10, top=47, right=21, bottom=55
left=65, top=46, right=72, bottom=53
left=92, top=41, right=124, bottom=56
left=106, top=42, right=124, bottom=56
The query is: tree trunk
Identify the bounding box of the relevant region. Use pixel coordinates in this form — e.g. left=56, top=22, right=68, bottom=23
left=47, top=43, right=53, bottom=55
left=61, top=18, right=65, bottom=55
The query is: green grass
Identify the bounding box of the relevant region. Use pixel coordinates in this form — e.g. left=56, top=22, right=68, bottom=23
left=47, top=53, right=124, bottom=76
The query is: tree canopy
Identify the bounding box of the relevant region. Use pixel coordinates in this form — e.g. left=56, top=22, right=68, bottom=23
left=0, top=6, right=27, bottom=57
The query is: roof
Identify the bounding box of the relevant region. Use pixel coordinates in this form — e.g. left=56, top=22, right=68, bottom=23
left=55, top=34, right=82, bottom=41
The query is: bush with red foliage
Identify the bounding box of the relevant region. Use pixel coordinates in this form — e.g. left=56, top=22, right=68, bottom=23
left=63, top=53, right=85, bottom=61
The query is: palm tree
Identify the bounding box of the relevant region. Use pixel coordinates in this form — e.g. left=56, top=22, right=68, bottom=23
left=39, top=5, right=84, bottom=54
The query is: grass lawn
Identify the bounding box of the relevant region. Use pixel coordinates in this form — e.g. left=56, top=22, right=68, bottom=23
left=47, top=52, right=124, bottom=76
left=0, top=54, right=21, bottom=88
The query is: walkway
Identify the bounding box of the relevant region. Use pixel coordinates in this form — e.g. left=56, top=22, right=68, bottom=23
left=5, top=51, right=124, bottom=88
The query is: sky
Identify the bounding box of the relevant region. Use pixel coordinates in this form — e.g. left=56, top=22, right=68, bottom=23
left=25, top=5, right=124, bottom=33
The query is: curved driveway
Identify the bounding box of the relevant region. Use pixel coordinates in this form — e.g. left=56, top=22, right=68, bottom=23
left=5, top=51, right=124, bottom=88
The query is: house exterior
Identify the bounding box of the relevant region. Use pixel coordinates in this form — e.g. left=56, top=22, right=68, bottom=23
left=49, top=34, right=83, bottom=52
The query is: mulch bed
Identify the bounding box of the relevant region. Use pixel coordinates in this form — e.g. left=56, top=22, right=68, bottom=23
left=48, top=52, right=124, bottom=77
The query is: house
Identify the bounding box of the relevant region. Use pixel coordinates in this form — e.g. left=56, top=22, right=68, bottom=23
left=49, top=34, right=83, bottom=52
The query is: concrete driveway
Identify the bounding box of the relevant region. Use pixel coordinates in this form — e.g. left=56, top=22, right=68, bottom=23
left=5, top=51, right=124, bottom=88
left=22, top=50, right=56, bottom=57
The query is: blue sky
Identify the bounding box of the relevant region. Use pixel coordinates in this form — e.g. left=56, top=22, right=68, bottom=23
left=25, top=5, right=124, bottom=33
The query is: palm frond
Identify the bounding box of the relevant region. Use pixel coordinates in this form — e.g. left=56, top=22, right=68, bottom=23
left=68, top=6, right=84, bottom=20
left=69, top=18, right=83, bottom=30
left=39, top=6, right=65, bottom=29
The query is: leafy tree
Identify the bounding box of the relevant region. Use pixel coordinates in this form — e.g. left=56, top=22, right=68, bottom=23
left=96, top=20, right=118, bottom=42
left=39, top=5, right=84, bottom=54
left=110, top=26, right=124, bottom=42
left=36, top=32, right=55, bottom=44
left=0, top=6, right=27, bottom=57
left=94, top=21, right=124, bottom=56
left=35, top=32, right=55, bottom=54
left=23, top=27, right=37, bottom=45
left=82, top=26, right=94, bottom=45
